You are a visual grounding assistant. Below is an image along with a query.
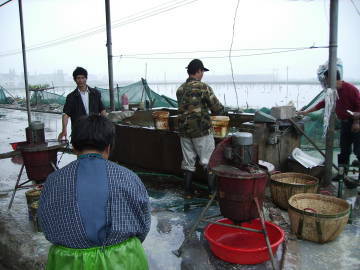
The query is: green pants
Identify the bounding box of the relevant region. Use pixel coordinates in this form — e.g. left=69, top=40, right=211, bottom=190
left=46, top=237, right=148, bottom=270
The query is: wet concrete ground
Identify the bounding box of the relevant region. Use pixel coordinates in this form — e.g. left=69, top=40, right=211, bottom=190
left=0, top=108, right=359, bottom=270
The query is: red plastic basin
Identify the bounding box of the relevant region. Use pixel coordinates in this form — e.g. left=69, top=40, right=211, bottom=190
left=204, top=218, right=285, bottom=265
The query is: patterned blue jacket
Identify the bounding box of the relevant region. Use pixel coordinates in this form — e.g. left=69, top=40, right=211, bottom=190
left=38, top=158, right=151, bottom=249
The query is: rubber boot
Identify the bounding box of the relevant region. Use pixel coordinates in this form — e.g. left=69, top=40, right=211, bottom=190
left=351, top=159, right=360, bottom=167
left=344, top=176, right=359, bottom=189
left=184, top=170, right=193, bottom=199
left=344, top=163, right=360, bottom=189
left=207, top=171, right=217, bottom=197
left=333, top=154, right=348, bottom=182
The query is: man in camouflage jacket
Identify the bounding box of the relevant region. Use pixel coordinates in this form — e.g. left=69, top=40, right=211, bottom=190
left=176, top=59, right=224, bottom=198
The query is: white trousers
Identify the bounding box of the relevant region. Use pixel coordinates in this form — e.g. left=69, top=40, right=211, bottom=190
left=180, top=134, right=215, bottom=172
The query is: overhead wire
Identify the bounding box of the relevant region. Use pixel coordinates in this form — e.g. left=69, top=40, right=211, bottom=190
left=1, top=0, right=199, bottom=56
left=229, top=0, right=241, bottom=110
left=113, top=46, right=326, bottom=57
left=0, top=0, right=200, bottom=57
left=0, top=0, right=12, bottom=8
left=350, top=0, right=360, bottom=16
left=117, top=46, right=328, bottom=60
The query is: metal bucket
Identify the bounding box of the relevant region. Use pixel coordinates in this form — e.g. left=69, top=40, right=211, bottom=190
left=22, top=149, right=57, bottom=183
left=25, top=188, right=42, bottom=220
left=26, top=121, right=45, bottom=144
left=30, top=200, right=42, bottom=232
left=168, top=115, right=179, bottom=131
left=216, top=167, right=269, bottom=222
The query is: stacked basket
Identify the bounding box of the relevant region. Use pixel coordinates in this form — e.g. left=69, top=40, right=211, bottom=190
left=270, top=172, right=319, bottom=210
left=270, top=172, right=350, bottom=243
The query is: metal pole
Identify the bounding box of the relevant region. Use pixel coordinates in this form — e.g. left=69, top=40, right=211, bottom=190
left=105, top=0, right=115, bottom=111
left=324, top=0, right=339, bottom=186
left=18, top=0, right=31, bottom=125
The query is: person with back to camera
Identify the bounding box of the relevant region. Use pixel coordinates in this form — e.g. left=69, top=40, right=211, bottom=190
left=176, top=59, right=224, bottom=198
left=40, top=115, right=151, bottom=269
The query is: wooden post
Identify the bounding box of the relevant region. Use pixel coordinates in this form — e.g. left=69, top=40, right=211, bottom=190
left=324, top=0, right=339, bottom=186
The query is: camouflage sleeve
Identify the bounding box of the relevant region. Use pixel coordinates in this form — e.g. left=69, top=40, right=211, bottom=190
left=176, top=86, right=184, bottom=105
left=204, top=85, right=224, bottom=114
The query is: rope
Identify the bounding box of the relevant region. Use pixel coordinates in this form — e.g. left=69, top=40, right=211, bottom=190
left=229, top=0, right=241, bottom=110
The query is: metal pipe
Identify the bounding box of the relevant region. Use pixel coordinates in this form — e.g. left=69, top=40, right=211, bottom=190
left=105, top=0, right=115, bottom=111
left=324, top=0, right=339, bottom=186
left=201, top=219, right=263, bottom=233
left=8, top=164, right=24, bottom=210
left=173, top=190, right=218, bottom=257
left=254, top=197, right=277, bottom=270
left=18, top=0, right=31, bottom=125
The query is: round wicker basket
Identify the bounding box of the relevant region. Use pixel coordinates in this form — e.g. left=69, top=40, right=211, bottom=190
left=270, top=172, right=319, bottom=209
left=288, top=193, right=350, bottom=243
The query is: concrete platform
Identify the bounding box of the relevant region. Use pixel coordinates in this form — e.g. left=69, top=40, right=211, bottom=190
left=1, top=108, right=359, bottom=269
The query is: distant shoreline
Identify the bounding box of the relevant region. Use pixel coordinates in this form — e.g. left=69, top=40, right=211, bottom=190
left=5, top=80, right=360, bottom=90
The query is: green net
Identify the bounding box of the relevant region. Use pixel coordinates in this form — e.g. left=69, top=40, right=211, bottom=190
left=96, top=78, right=177, bottom=110
left=299, top=90, right=340, bottom=149
left=30, top=91, right=66, bottom=105
left=242, top=90, right=340, bottom=149
left=0, top=86, right=11, bottom=104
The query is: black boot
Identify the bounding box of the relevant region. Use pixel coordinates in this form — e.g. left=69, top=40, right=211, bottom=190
left=207, top=171, right=217, bottom=196
left=344, top=176, right=359, bottom=189
left=333, top=164, right=348, bottom=182
left=184, top=170, right=193, bottom=199
left=344, top=163, right=360, bottom=189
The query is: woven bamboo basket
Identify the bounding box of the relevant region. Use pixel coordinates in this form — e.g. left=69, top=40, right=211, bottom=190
left=288, top=193, right=350, bottom=243
left=270, top=172, right=319, bottom=209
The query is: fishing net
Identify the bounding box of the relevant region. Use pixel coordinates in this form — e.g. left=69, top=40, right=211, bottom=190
left=0, top=86, right=11, bottom=104
left=30, top=91, right=66, bottom=105
left=96, top=78, right=177, bottom=110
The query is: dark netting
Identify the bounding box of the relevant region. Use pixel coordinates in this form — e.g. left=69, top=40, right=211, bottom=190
left=30, top=91, right=66, bottom=105
left=0, top=86, right=11, bottom=104
left=96, top=78, right=177, bottom=109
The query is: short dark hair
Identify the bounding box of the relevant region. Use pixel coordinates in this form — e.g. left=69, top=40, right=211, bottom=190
left=71, top=115, right=115, bottom=152
left=186, top=59, right=209, bottom=75
left=187, top=68, right=201, bottom=76
left=72, top=67, right=88, bottom=79
left=324, top=70, right=341, bottom=80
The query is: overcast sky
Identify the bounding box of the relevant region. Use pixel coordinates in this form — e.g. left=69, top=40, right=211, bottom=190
left=0, top=0, right=359, bottom=83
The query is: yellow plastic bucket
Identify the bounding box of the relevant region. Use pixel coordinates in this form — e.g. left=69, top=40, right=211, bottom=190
left=152, top=111, right=170, bottom=130
left=211, top=116, right=230, bottom=138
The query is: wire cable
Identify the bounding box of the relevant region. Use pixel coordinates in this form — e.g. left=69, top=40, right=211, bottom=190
left=114, top=46, right=325, bottom=57
left=229, top=0, right=241, bottom=110
left=118, top=46, right=328, bottom=60
left=0, top=0, right=12, bottom=8
left=351, top=0, right=360, bottom=16
left=0, top=0, right=200, bottom=57
left=1, top=0, right=199, bottom=56
left=1, top=0, right=196, bottom=53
